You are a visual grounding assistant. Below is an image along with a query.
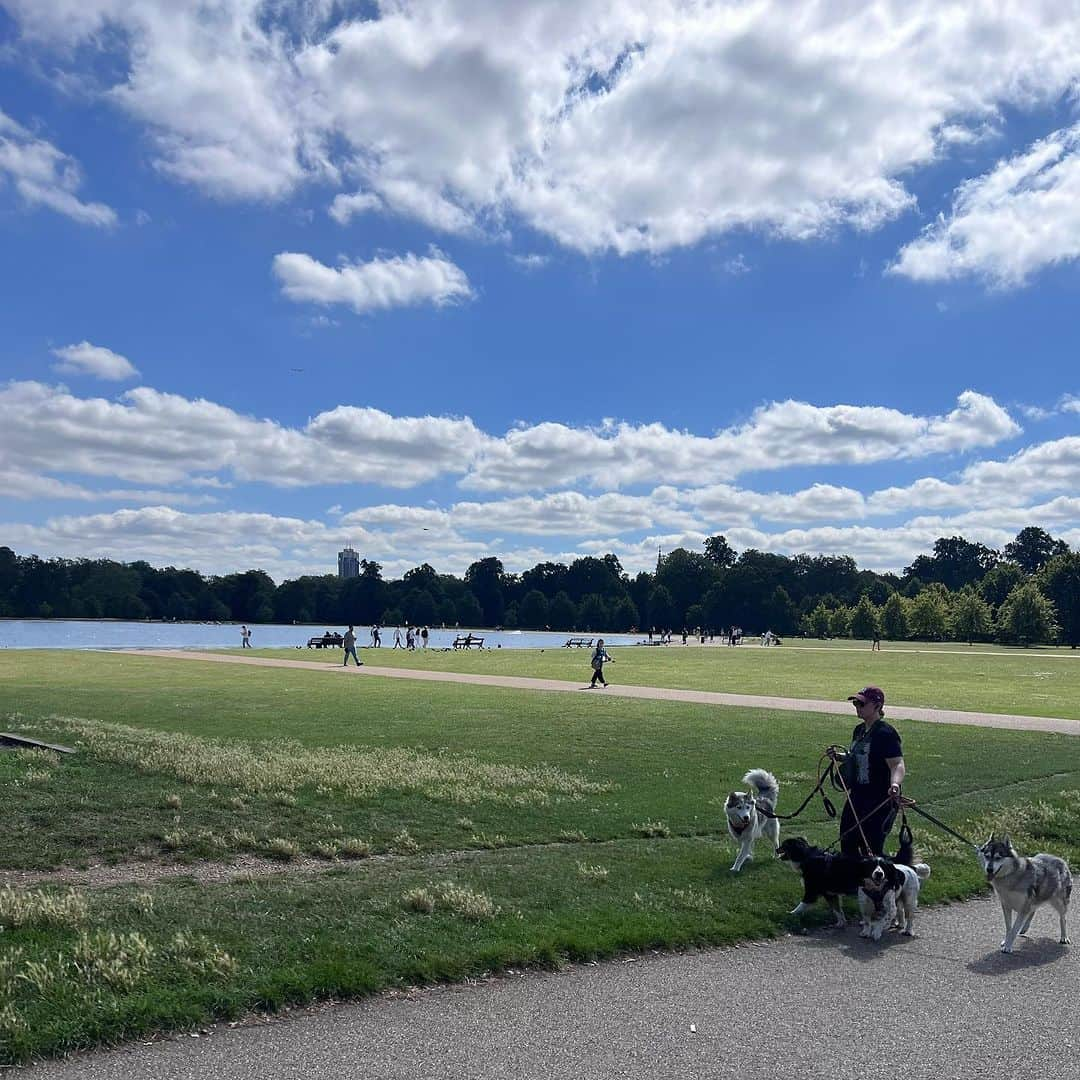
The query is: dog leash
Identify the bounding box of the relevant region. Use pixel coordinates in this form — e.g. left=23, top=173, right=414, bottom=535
left=902, top=803, right=978, bottom=849
left=754, top=751, right=839, bottom=822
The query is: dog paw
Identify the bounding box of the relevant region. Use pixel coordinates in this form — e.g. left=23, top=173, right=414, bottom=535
left=902, top=928, right=914, bottom=937
left=1000, top=942, right=1013, bottom=954
left=1060, top=936, right=1071, bottom=945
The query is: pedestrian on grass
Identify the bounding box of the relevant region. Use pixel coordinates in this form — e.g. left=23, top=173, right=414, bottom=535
left=828, top=686, right=907, bottom=857
left=588, top=639, right=614, bottom=688
left=241, top=625, right=252, bottom=648
left=871, top=629, right=881, bottom=651
left=421, top=626, right=429, bottom=649
left=343, top=624, right=363, bottom=667
left=393, top=627, right=404, bottom=649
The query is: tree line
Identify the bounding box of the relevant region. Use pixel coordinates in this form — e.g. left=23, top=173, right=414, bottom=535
left=1, top=526, right=1077, bottom=645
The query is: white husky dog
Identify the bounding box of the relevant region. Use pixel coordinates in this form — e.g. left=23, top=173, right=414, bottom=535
left=725, top=769, right=780, bottom=872
left=978, top=836, right=1072, bottom=954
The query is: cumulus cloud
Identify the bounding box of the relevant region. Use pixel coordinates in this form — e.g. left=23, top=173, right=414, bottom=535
left=0, top=382, right=1023, bottom=500
left=461, top=391, right=1019, bottom=492
left=328, top=190, right=382, bottom=225
left=0, top=381, right=490, bottom=491
left=272, top=249, right=474, bottom=315
left=8, top=2, right=1080, bottom=254
left=891, top=124, right=1080, bottom=287
left=51, top=342, right=140, bottom=381
left=0, top=107, right=116, bottom=226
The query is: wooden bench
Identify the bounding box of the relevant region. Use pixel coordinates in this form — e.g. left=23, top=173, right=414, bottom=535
left=452, top=635, right=484, bottom=649
left=564, top=637, right=594, bottom=648
left=307, top=634, right=343, bottom=649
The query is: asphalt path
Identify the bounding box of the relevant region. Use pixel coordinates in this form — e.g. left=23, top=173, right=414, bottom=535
left=28, top=895, right=1076, bottom=1079
left=129, top=649, right=1079, bottom=736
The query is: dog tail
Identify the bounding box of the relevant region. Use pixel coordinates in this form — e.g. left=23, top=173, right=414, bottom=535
left=913, top=863, right=931, bottom=880
left=742, top=768, right=779, bottom=805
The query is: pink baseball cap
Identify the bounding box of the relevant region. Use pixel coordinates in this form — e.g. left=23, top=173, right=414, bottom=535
left=848, top=685, right=885, bottom=707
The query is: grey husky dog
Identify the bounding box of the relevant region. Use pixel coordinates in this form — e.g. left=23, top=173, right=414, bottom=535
left=977, top=836, right=1072, bottom=954
left=725, top=769, right=780, bottom=872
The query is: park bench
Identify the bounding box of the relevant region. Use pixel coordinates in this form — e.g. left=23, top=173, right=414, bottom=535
left=564, top=637, right=594, bottom=648
left=307, top=633, right=343, bottom=648
left=452, top=635, right=484, bottom=649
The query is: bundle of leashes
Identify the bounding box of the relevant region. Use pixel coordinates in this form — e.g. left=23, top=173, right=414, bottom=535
left=755, top=745, right=978, bottom=854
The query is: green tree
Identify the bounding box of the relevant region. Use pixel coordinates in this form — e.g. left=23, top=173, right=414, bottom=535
left=647, top=585, right=677, bottom=629
left=764, top=585, right=799, bottom=635
left=685, top=603, right=705, bottom=631
left=908, top=587, right=949, bottom=640
left=1003, top=527, right=1069, bottom=574
left=849, top=595, right=880, bottom=641
left=518, top=589, right=550, bottom=629
left=905, top=536, right=998, bottom=591
left=997, top=582, right=1059, bottom=646
left=1038, top=552, right=1080, bottom=647
left=404, top=588, right=437, bottom=626
left=578, top=593, right=609, bottom=630
left=548, top=591, right=578, bottom=632
left=828, top=605, right=851, bottom=638
left=881, top=592, right=909, bottom=640
left=704, top=535, right=737, bottom=569
left=654, top=548, right=718, bottom=625
left=804, top=603, right=831, bottom=638
left=949, top=587, right=993, bottom=644
left=979, top=562, right=1025, bottom=609
left=465, top=557, right=506, bottom=626
left=608, top=595, right=639, bottom=632
left=455, top=591, right=483, bottom=628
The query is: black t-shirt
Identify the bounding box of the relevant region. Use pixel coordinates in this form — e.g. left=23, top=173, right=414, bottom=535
left=847, top=719, right=902, bottom=799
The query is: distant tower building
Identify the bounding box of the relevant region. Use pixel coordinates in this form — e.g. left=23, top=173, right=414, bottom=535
left=338, top=546, right=360, bottom=579
left=656, top=545, right=664, bottom=575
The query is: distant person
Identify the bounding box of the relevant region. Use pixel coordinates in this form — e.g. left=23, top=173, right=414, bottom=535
left=240, top=625, right=252, bottom=648
left=872, top=629, right=882, bottom=651
left=406, top=627, right=415, bottom=650
left=681, top=628, right=688, bottom=645
left=372, top=625, right=381, bottom=648
left=588, top=639, right=614, bottom=688
left=342, top=625, right=362, bottom=667
left=421, top=626, right=429, bottom=649
left=393, top=627, right=404, bottom=649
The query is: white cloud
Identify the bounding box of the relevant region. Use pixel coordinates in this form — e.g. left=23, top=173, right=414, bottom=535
left=51, top=341, right=140, bottom=381
left=0, top=382, right=1025, bottom=503
left=272, top=249, right=474, bottom=315
left=9, top=3, right=1080, bottom=254
left=328, top=190, right=382, bottom=225
left=510, top=253, right=551, bottom=270
left=0, top=107, right=116, bottom=226
left=0, top=380, right=490, bottom=491
left=461, top=391, right=1019, bottom=492
left=892, top=124, right=1080, bottom=287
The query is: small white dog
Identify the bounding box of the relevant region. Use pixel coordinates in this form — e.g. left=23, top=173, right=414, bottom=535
left=725, top=769, right=780, bottom=872
left=857, top=855, right=931, bottom=940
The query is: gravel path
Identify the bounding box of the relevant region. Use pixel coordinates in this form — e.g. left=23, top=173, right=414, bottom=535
left=26, top=895, right=1077, bottom=1079
left=129, top=649, right=1079, bottom=736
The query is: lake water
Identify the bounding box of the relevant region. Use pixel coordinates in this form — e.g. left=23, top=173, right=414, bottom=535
left=0, top=620, right=648, bottom=652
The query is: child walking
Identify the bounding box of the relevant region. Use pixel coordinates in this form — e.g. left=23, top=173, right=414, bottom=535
left=589, top=639, right=614, bottom=688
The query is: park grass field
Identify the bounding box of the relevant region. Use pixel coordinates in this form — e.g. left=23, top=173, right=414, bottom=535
left=2, top=648, right=1080, bottom=1064
left=238, top=638, right=1080, bottom=719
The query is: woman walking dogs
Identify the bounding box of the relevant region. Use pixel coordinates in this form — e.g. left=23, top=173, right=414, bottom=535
left=588, top=639, right=614, bottom=688
left=829, top=686, right=907, bottom=856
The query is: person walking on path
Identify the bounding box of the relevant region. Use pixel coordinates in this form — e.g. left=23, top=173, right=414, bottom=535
left=828, top=686, right=906, bottom=856
left=240, top=625, right=252, bottom=648
left=342, top=625, right=363, bottom=667
left=588, top=639, right=614, bottom=688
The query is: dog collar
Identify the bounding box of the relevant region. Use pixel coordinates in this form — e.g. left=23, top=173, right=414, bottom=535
left=730, top=821, right=749, bottom=834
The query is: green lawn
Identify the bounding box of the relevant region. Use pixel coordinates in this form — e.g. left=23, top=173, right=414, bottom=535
left=2, top=649, right=1078, bottom=1063
left=235, top=638, right=1080, bottom=719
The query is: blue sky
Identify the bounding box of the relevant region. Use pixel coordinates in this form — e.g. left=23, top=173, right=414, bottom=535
left=1, top=1, right=1078, bottom=581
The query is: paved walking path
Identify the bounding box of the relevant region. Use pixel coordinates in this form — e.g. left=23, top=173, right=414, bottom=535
left=28, top=895, right=1076, bottom=1079
left=130, top=649, right=1079, bottom=736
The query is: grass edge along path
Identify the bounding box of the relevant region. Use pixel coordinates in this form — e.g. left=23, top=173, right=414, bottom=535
left=128, top=649, right=1079, bottom=735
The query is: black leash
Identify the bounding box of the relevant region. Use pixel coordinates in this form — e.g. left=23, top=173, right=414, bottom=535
left=903, top=803, right=978, bottom=849
left=754, top=753, right=838, bottom=821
